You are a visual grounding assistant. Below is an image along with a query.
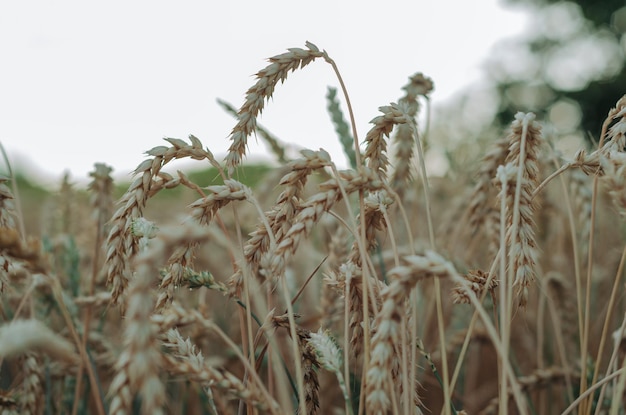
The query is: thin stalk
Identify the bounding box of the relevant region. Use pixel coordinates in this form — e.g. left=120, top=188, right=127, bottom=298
left=499, top=165, right=509, bottom=415
left=589, top=244, right=626, bottom=413
left=561, top=367, right=625, bottom=415
left=49, top=275, right=105, bottom=415
left=413, top=114, right=450, bottom=414
left=581, top=113, right=612, bottom=414
left=594, top=311, right=626, bottom=415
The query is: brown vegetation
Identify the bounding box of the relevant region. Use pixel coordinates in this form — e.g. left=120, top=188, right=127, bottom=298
left=2, top=42, right=626, bottom=415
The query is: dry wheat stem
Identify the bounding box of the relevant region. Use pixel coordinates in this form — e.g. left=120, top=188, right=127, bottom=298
left=543, top=276, right=576, bottom=404
left=73, top=165, right=114, bottom=415
left=561, top=367, right=625, bottom=415
left=441, top=244, right=529, bottom=414
left=589, top=243, right=626, bottom=415
left=409, top=94, right=452, bottom=415
left=595, top=311, right=626, bottom=415
left=46, top=273, right=106, bottom=415
left=525, top=153, right=582, bottom=413
left=580, top=97, right=626, bottom=413
left=326, top=165, right=384, bottom=402
left=610, top=357, right=626, bottom=415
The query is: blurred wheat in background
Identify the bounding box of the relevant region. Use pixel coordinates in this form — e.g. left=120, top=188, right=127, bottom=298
left=4, top=34, right=626, bottom=415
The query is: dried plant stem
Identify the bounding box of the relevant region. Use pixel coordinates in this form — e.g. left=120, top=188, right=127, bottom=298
left=594, top=311, right=626, bottom=415
left=589, top=243, right=626, bottom=411
left=610, top=357, right=626, bottom=415
left=553, top=158, right=585, bottom=352
left=498, top=165, right=511, bottom=415
left=581, top=156, right=602, bottom=414
left=450, top=246, right=503, bottom=393
left=448, top=265, right=528, bottom=414
left=323, top=53, right=361, bottom=169
left=562, top=367, right=625, bottom=415
left=531, top=162, right=572, bottom=200
left=580, top=99, right=624, bottom=413
left=279, top=275, right=307, bottom=415
left=322, top=59, right=380, bottom=413
left=543, top=280, right=575, bottom=404
left=47, top=274, right=106, bottom=415
left=73, top=164, right=113, bottom=415
left=412, top=105, right=451, bottom=414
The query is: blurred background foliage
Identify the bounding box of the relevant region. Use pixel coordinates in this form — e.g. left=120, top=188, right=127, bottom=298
left=491, top=0, right=626, bottom=140
left=8, top=0, right=626, bottom=220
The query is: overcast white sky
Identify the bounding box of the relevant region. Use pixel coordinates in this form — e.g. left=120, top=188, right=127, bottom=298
left=0, top=1, right=529, bottom=184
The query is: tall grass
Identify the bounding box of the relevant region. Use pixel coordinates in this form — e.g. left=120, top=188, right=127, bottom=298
left=1, top=41, right=626, bottom=415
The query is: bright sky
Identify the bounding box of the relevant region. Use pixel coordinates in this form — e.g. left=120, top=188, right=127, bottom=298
left=0, top=1, right=528, bottom=185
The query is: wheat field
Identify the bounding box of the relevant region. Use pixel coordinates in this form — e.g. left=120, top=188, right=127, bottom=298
left=1, top=41, right=626, bottom=415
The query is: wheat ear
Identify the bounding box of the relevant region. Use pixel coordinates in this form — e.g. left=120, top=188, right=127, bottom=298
left=267, top=167, right=384, bottom=277
left=499, top=112, right=543, bottom=306
left=232, top=149, right=331, bottom=293
left=19, top=353, right=43, bottom=415
left=366, top=251, right=452, bottom=415
left=391, top=73, right=434, bottom=194
left=364, top=103, right=413, bottom=180
left=225, top=42, right=324, bottom=173
left=105, top=136, right=221, bottom=303
left=272, top=314, right=321, bottom=415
